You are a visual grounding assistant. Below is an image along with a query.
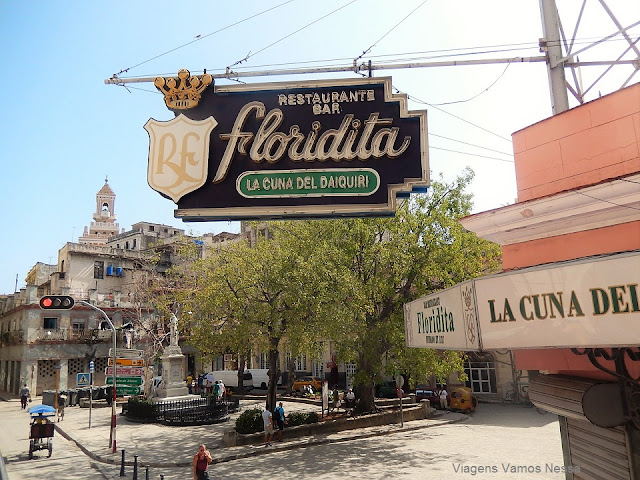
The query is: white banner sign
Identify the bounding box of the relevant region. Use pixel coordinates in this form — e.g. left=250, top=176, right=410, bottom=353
left=105, top=366, right=145, bottom=376
left=404, top=281, right=480, bottom=350
left=108, top=348, right=144, bottom=359
left=404, top=252, right=640, bottom=350
left=475, top=252, right=640, bottom=349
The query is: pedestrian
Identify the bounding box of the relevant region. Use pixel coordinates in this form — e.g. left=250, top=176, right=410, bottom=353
left=262, top=408, right=274, bottom=446
left=274, top=402, right=285, bottom=441
left=213, top=380, right=220, bottom=400
left=193, top=444, right=212, bottom=480
left=345, top=388, right=355, bottom=409
left=186, top=372, right=193, bottom=394
left=218, top=380, right=225, bottom=401
left=440, top=388, right=448, bottom=409
left=19, top=384, right=30, bottom=410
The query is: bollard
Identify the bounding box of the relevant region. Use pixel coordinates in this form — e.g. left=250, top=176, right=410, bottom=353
left=133, top=455, right=138, bottom=480
left=119, top=449, right=125, bottom=477
left=145, top=466, right=149, bottom=480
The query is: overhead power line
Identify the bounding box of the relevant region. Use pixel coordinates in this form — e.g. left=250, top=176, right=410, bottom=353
left=111, top=0, right=298, bottom=78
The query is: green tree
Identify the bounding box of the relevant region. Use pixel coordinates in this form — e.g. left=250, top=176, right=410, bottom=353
left=299, top=168, right=501, bottom=410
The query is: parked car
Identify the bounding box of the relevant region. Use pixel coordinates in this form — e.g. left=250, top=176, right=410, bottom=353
left=415, top=386, right=449, bottom=409
left=292, top=376, right=322, bottom=392
left=246, top=369, right=282, bottom=389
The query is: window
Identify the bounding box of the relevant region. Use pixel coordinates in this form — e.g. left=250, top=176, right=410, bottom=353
left=286, top=353, right=306, bottom=371
left=133, top=239, right=137, bottom=249
left=149, top=226, right=155, bottom=232
left=94, top=261, right=104, bottom=279
left=125, top=242, right=130, bottom=250
left=259, top=352, right=280, bottom=370
left=72, top=321, right=85, bottom=333
left=464, top=353, right=497, bottom=394
left=43, top=317, right=58, bottom=330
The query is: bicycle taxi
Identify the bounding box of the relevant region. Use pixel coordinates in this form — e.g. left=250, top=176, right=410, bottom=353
left=27, top=404, right=56, bottom=459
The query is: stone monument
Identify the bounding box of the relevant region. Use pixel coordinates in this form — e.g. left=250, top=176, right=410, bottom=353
left=155, top=314, right=189, bottom=398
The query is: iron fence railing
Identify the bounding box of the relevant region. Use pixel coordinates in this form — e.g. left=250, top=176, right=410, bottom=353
left=125, top=396, right=239, bottom=426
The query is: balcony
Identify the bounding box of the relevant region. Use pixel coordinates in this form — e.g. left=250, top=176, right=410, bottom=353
left=0, top=331, right=24, bottom=346
left=31, top=328, right=112, bottom=343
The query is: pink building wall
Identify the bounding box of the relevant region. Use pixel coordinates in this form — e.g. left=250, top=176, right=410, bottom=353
left=504, top=83, right=640, bottom=379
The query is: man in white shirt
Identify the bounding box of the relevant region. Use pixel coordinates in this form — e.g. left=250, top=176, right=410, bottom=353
left=439, top=389, right=448, bottom=409
left=262, top=409, right=273, bottom=446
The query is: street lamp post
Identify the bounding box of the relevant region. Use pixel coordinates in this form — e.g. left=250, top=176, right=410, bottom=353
left=79, top=300, right=117, bottom=453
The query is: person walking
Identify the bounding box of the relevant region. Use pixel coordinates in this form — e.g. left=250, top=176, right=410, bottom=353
left=262, top=408, right=274, bottom=446
left=19, top=384, right=30, bottom=410
left=193, top=444, right=212, bottom=480
left=218, top=380, right=225, bottom=401
left=439, top=388, right=448, bottom=409
left=274, top=402, right=285, bottom=442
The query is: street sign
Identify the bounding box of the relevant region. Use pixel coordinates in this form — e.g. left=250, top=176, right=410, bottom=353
left=109, top=348, right=144, bottom=359
left=77, top=373, right=90, bottom=386
left=115, top=385, right=143, bottom=395
left=107, top=358, right=144, bottom=367
left=106, top=376, right=143, bottom=386
left=89, top=361, right=95, bottom=373
left=105, top=366, right=145, bottom=376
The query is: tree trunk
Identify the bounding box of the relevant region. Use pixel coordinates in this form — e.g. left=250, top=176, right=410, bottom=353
left=354, top=353, right=376, bottom=412
left=287, top=356, right=296, bottom=394
left=237, top=354, right=246, bottom=391
left=266, top=339, right=280, bottom=412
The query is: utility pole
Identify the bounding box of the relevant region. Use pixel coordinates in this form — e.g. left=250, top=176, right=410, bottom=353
left=539, top=0, right=570, bottom=114
left=79, top=300, right=118, bottom=453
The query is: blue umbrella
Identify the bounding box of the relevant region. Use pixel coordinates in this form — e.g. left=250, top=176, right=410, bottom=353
left=28, top=404, right=56, bottom=416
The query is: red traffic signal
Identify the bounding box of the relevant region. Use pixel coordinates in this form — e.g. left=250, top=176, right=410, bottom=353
left=39, top=295, right=75, bottom=310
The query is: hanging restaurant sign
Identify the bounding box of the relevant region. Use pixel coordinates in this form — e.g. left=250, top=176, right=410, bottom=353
left=144, top=70, right=429, bottom=221
left=405, top=251, right=640, bottom=351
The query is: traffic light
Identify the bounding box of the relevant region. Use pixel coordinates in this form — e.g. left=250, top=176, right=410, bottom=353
left=39, top=295, right=75, bottom=310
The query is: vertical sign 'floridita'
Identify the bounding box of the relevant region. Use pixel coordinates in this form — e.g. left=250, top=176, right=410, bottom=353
left=404, top=281, right=480, bottom=351
left=144, top=70, right=429, bottom=221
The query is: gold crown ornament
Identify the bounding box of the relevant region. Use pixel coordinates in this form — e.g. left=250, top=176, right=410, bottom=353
left=153, top=68, right=212, bottom=110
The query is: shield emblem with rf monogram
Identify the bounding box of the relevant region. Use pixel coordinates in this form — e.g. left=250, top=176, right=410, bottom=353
left=144, top=114, right=217, bottom=203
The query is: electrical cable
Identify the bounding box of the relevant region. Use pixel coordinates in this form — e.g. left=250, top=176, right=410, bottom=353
left=395, top=86, right=513, bottom=143
left=354, top=0, right=431, bottom=62
left=429, top=133, right=514, bottom=157
left=429, top=146, right=514, bottom=163
left=227, top=0, right=360, bottom=69
left=111, top=0, right=297, bottom=78
left=431, top=63, right=511, bottom=106
left=574, top=191, right=640, bottom=211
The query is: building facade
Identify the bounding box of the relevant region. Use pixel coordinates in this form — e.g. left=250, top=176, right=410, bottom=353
left=460, top=83, right=640, bottom=478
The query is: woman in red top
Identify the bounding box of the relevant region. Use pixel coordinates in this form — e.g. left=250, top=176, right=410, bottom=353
left=193, top=444, right=212, bottom=480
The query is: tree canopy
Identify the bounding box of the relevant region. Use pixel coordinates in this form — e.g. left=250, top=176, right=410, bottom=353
left=178, top=168, right=501, bottom=410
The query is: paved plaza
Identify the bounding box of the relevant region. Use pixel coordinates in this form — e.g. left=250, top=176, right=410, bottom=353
left=0, top=394, right=566, bottom=479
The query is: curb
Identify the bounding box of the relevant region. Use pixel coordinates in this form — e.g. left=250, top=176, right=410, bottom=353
left=56, top=412, right=469, bottom=468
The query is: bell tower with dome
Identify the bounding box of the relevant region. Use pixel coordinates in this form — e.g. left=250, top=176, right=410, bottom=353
left=78, top=177, right=121, bottom=245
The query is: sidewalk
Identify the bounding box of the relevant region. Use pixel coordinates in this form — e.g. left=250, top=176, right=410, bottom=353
left=50, top=398, right=467, bottom=470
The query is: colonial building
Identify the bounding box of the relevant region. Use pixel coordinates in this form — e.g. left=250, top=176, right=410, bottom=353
left=0, top=180, right=240, bottom=397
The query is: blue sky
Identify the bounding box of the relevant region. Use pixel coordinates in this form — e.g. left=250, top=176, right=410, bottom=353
left=0, top=0, right=637, bottom=294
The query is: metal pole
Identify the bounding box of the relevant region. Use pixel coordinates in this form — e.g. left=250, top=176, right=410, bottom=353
left=539, top=0, right=569, bottom=114
left=54, top=367, right=60, bottom=422
left=120, top=449, right=125, bottom=477
left=103, top=56, right=547, bottom=85
left=89, top=373, right=92, bottom=429
left=79, top=301, right=117, bottom=453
